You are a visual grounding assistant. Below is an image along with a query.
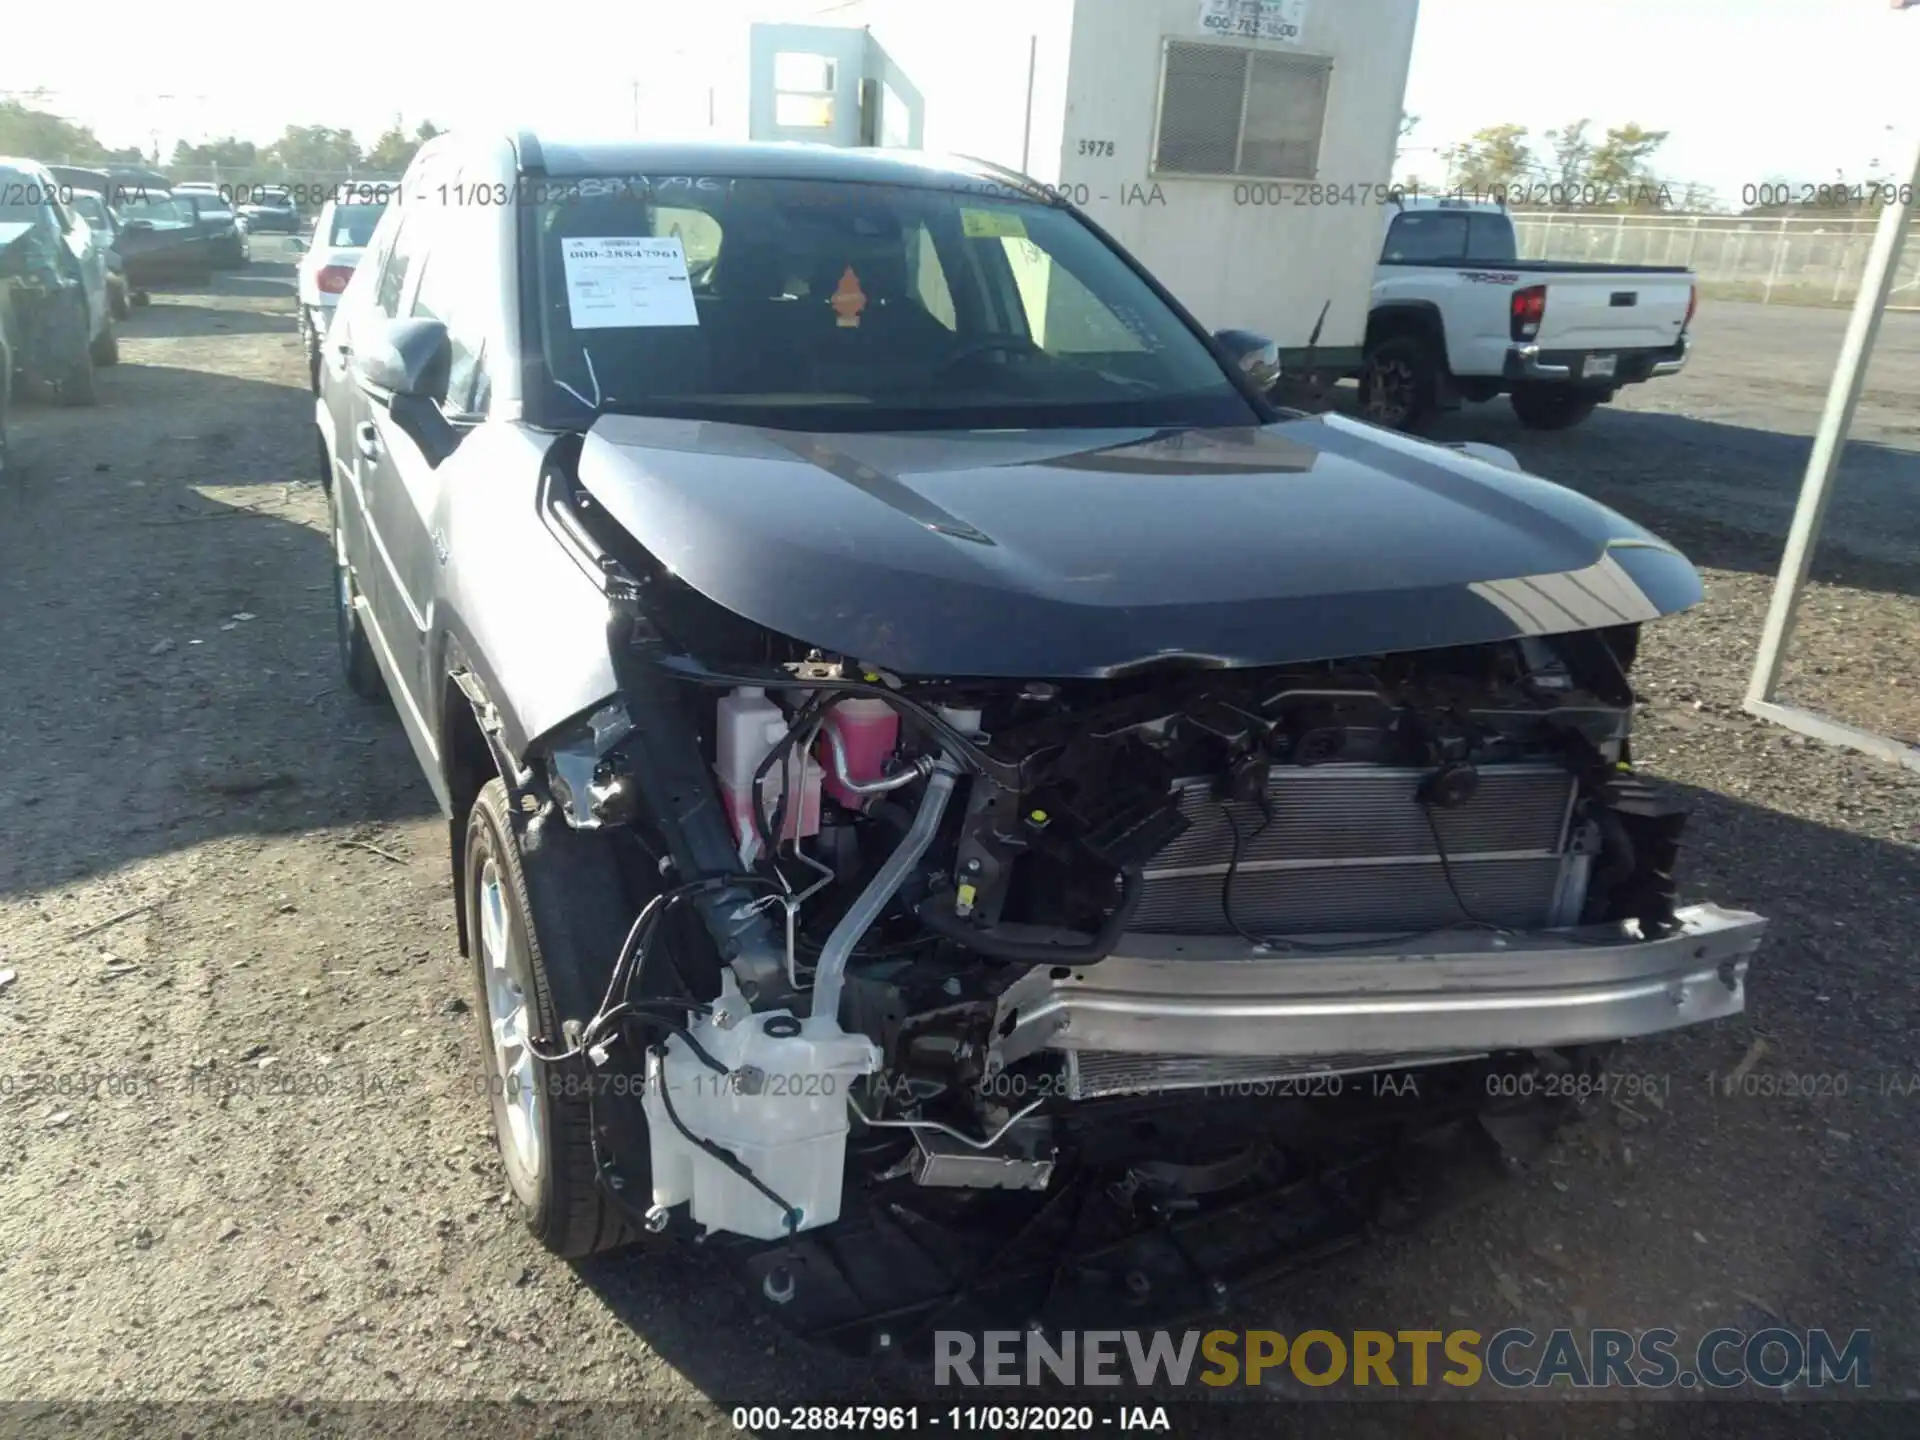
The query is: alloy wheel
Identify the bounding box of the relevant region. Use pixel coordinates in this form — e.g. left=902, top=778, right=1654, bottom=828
left=477, top=858, right=545, bottom=1182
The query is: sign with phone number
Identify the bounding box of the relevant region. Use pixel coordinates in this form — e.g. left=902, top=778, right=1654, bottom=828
left=1197, top=0, right=1309, bottom=43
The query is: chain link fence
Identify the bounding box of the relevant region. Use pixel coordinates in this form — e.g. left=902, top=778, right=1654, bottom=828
left=1512, top=210, right=1920, bottom=309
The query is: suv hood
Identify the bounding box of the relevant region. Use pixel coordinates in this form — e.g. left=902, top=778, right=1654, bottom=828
left=574, top=412, right=1702, bottom=678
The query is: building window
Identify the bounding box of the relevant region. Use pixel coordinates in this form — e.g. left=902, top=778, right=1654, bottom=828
left=773, top=52, right=837, bottom=129
left=1152, top=40, right=1332, bottom=180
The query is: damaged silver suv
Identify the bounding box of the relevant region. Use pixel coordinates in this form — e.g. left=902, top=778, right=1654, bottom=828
left=316, top=130, right=1765, bottom=1346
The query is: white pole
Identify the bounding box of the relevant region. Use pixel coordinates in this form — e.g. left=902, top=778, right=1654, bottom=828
left=1762, top=214, right=1789, bottom=304
left=1746, top=130, right=1920, bottom=708
left=1020, top=34, right=1038, bottom=173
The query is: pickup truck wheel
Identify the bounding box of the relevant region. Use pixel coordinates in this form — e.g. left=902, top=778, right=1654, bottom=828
left=328, top=483, right=387, bottom=701
left=109, top=284, right=131, bottom=322
left=465, top=778, right=637, bottom=1259
left=1359, top=336, right=1440, bottom=433
left=1510, top=385, right=1600, bottom=431
left=90, top=323, right=120, bottom=367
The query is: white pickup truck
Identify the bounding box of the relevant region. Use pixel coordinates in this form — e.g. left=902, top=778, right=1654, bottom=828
left=1357, top=198, right=1695, bottom=432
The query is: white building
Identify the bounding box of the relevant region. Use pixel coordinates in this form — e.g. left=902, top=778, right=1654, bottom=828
left=745, top=0, right=1421, bottom=372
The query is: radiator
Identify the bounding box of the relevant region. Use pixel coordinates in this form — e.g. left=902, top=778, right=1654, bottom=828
left=1135, top=763, right=1579, bottom=937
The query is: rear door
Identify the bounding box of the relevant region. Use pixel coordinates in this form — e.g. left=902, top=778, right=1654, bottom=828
left=1533, top=271, right=1692, bottom=354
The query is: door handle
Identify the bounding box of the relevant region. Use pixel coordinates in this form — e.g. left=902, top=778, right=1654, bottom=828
left=355, top=422, right=381, bottom=461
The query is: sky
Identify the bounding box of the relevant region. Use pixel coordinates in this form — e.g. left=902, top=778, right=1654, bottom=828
left=4, top=0, right=1918, bottom=205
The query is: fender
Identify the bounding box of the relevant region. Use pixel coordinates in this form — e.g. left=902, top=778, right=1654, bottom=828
left=429, top=423, right=623, bottom=771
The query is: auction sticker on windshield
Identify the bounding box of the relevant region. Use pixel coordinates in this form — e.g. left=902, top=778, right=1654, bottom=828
left=561, top=236, right=698, bottom=329
left=960, top=208, right=1027, bottom=240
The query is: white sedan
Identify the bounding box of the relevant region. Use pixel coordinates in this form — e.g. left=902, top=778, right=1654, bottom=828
left=295, top=195, right=388, bottom=390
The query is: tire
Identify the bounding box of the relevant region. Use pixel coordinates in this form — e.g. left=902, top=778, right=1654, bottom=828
left=464, top=778, right=638, bottom=1259
left=132, top=289, right=151, bottom=308
left=109, top=282, right=131, bottom=322
left=304, top=310, right=322, bottom=394
left=91, top=322, right=119, bottom=367
left=1510, top=385, right=1601, bottom=431
left=1359, top=334, right=1442, bottom=433
left=328, top=479, right=387, bottom=701
left=58, top=348, right=98, bottom=407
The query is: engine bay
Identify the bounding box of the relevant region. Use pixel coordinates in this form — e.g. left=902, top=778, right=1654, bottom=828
left=547, top=622, right=1713, bottom=1246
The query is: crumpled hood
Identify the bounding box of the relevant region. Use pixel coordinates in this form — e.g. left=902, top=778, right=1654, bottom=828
left=574, top=412, right=1702, bottom=678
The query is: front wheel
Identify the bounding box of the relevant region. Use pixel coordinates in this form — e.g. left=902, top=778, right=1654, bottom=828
left=1359, top=335, right=1442, bottom=433
left=1510, top=385, right=1601, bottom=431
left=464, top=778, right=638, bottom=1258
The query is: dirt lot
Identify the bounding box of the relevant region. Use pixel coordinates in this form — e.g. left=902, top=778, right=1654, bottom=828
left=0, top=260, right=1916, bottom=1437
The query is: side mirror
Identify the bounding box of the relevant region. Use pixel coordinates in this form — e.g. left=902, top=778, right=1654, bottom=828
left=1214, top=328, right=1282, bottom=394
left=352, top=316, right=452, bottom=402
left=353, top=317, right=459, bottom=465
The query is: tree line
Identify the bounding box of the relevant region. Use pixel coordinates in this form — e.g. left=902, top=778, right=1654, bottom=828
left=1400, top=118, right=1898, bottom=216
left=0, top=100, right=441, bottom=181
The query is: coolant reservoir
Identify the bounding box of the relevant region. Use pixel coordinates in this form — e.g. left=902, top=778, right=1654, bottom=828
left=715, top=686, right=821, bottom=859
left=820, top=697, right=899, bottom=809
left=643, top=979, right=881, bottom=1241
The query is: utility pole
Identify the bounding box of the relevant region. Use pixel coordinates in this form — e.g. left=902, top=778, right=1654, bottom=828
left=633, top=81, right=642, bottom=137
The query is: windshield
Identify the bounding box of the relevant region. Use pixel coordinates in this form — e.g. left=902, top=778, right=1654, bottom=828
left=529, top=175, right=1255, bottom=432
left=0, top=170, right=53, bottom=224
left=327, top=202, right=385, bottom=247
left=121, top=191, right=186, bottom=225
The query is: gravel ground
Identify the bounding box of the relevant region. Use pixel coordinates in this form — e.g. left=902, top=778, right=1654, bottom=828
left=0, top=263, right=1915, bottom=1436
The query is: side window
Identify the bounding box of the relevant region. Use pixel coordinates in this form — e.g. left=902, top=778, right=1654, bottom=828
left=408, top=225, right=486, bottom=414
left=373, top=213, right=421, bottom=318
left=903, top=222, right=956, bottom=330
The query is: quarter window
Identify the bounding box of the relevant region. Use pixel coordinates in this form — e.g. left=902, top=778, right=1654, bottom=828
left=373, top=214, right=419, bottom=318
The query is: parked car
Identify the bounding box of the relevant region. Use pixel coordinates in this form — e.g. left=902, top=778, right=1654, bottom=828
left=170, top=189, right=249, bottom=268
left=316, top=133, right=1765, bottom=1335
left=294, top=194, right=389, bottom=388
left=238, top=184, right=300, bottom=234
left=113, top=189, right=216, bottom=284
left=63, top=190, right=135, bottom=319
left=1359, top=197, right=1697, bottom=432
left=1, top=155, right=115, bottom=421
